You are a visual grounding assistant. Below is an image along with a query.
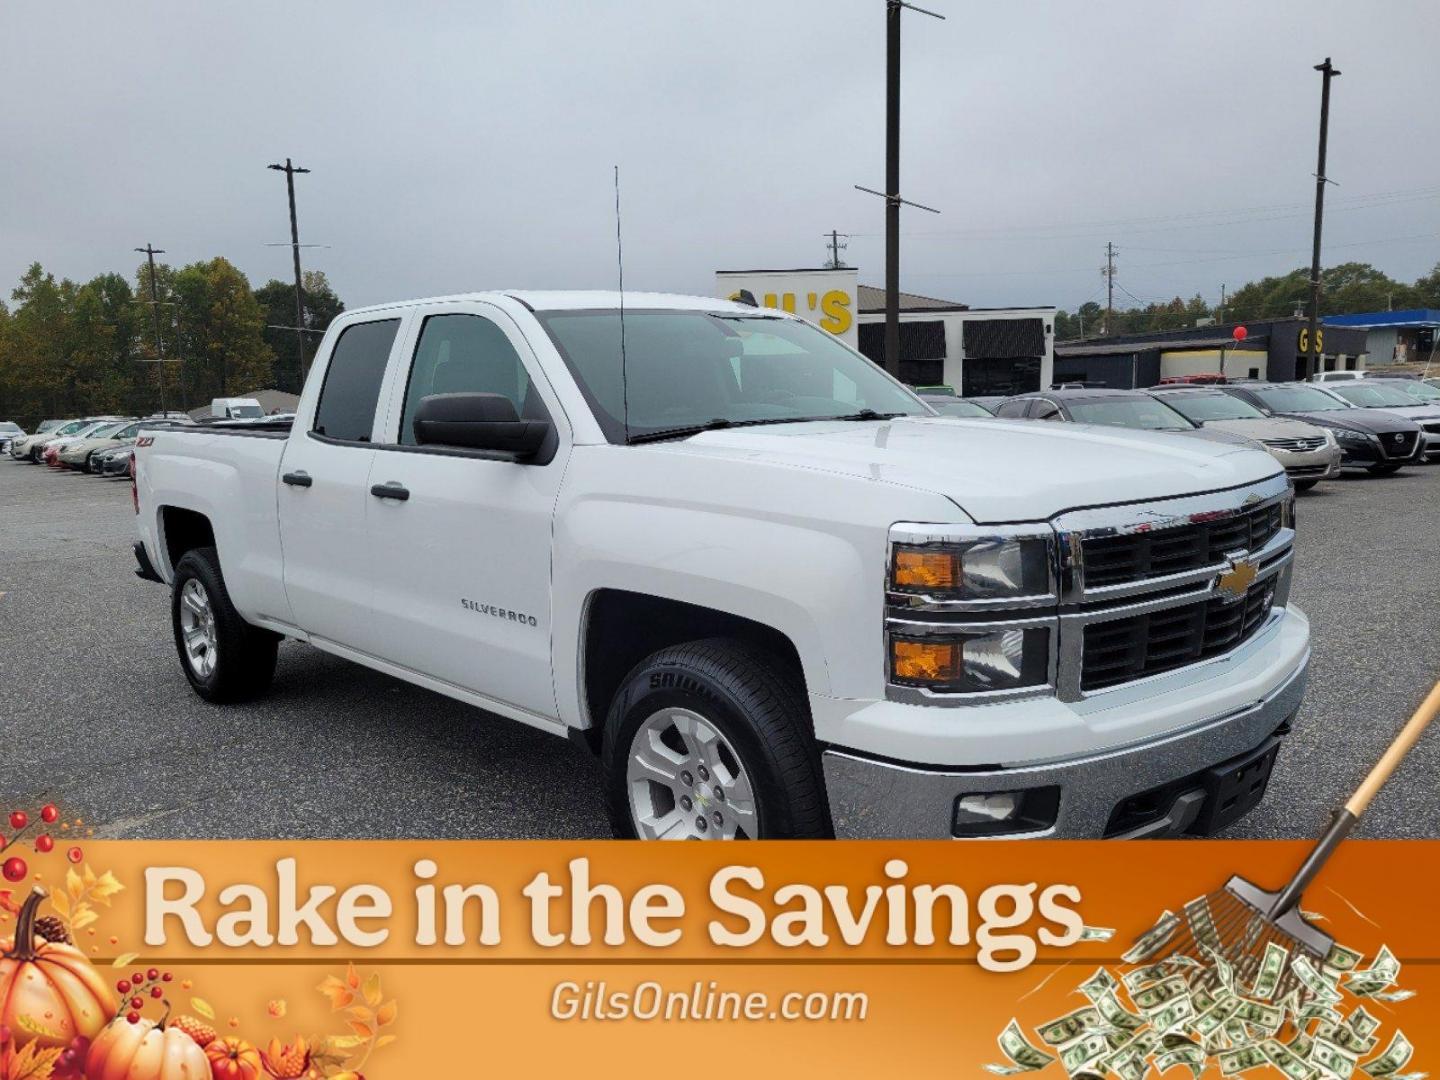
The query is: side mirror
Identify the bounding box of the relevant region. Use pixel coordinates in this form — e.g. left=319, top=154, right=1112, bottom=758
left=413, top=392, right=550, bottom=457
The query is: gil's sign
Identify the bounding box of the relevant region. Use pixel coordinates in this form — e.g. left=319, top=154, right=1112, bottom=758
left=715, top=268, right=858, bottom=348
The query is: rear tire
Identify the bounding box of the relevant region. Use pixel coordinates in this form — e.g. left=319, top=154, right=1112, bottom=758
left=1367, top=463, right=1402, bottom=476
left=171, top=546, right=279, bottom=703
left=602, top=638, right=829, bottom=840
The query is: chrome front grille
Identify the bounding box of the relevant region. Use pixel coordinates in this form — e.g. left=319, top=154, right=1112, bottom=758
left=1080, top=579, right=1278, bottom=691
left=1261, top=436, right=1327, bottom=452
left=1080, top=500, right=1283, bottom=589
left=1052, top=473, right=1295, bottom=700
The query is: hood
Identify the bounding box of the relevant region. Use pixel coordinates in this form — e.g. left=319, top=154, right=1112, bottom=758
left=1353, top=405, right=1440, bottom=424
left=643, top=417, right=1283, bottom=523
left=1277, top=409, right=1422, bottom=435
left=1196, top=416, right=1328, bottom=441
left=1172, top=426, right=1262, bottom=449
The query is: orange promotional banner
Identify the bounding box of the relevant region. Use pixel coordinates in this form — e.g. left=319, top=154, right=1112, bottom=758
left=0, top=838, right=1434, bottom=1078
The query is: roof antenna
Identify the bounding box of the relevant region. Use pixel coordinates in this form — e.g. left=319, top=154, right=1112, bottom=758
left=614, top=165, right=630, bottom=443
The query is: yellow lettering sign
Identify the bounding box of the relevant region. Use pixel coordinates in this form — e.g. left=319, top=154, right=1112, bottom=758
left=819, top=290, right=853, bottom=335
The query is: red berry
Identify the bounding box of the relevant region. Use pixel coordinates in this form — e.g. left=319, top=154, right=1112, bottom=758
left=35, top=835, right=54, bottom=853
left=1, top=857, right=26, bottom=883
left=150, top=986, right=163, bottom=999
left=126, top=1012, right=140, bottom=1024
left=161, top=972, right=173, bottom=982
left=41, top=805, right=59, bottom=824
left=147, top=967, right=159, bottom=981
left=66, top=846, right=83, bottom=864
left=132, top=972, right=144, bottom=985
left=130, top=996, right=143, bottom=1010
left=117, top=980, right=131, bottom=994
left=8, top=812, right=26, bottom=832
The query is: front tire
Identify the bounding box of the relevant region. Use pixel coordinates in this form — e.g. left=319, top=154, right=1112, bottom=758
left=602, top=638, right=829, bottom=840
left=1367, top=463, right=1402, bottom=476
left=170, top=546, right=279, bottom=703
left=1293, top=479, right=1319, bottom=491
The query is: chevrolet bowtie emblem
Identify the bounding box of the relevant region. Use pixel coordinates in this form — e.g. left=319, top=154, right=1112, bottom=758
left=1216, top=553, right=1258, bottom=603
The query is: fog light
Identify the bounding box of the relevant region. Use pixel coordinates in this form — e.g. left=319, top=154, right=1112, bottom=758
left=956, top=793, right=1020, bottom=823
left=952, top=786, right=1061, bottom=837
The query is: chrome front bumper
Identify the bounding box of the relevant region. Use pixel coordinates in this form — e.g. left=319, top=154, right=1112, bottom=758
left=823, top=652, right=1308, bottom=839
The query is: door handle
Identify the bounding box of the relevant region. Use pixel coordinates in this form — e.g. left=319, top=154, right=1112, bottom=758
left=370, top=481, right=410, bottom=502
left=282, top=471, right=313, bottom=488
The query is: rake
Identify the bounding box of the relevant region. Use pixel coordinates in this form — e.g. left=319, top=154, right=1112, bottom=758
left=1133, top=680, right=1440, bottom=1003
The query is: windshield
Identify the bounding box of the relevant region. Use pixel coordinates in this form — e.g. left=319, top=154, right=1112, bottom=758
left=0, top=422, right=21, bottom=434
left=86, top=423, right=126, bottom=439
left=112, top=423, right=142, bottom=439
left=1159, top=393, right=1266, bottom=422
left=55, top=420, right=90, bottom=436
left=537, top=310, right=928, bottom=442
left=1382, top=380, right=1440, bottom=402
left=1067, top=397, right=1194, bottom=431
left=1328, top=383, right=1428, bottom=408
left=1252, top=386, right=1350, bottom=413
left=928, top=399, right=992, bottom=417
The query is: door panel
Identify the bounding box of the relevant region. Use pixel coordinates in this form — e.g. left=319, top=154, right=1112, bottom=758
left=278, top=316, right=403, bottom=652
left=365, top=303, right=567, bottom=718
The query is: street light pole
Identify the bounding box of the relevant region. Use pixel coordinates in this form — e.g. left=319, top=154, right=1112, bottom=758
left=268, top=157, right=311, bottom=390
left=135, top=244, right=167, bottom=416
left=1306, top=58, right=1340, bottom=380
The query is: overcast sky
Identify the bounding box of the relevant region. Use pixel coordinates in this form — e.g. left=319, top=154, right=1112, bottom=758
left=3, top=0, right=1438, bottom=315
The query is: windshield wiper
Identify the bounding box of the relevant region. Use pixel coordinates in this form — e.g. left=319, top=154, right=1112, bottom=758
left=828, top=409, right=907, bottom=421
left=627, top=411, right=907, bottom=445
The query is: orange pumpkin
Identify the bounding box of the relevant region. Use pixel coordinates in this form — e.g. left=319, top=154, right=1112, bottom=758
left=206, top=1036, right=263, bottom=1080
left=86, top=1014, right=210, bottom=1080
left=0, top=887, right=115, bottom=1049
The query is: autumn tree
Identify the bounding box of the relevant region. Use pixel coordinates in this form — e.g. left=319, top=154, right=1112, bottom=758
left=168, top=257, right=274, bottom=403
left=254, top=269, right=345, bottom=393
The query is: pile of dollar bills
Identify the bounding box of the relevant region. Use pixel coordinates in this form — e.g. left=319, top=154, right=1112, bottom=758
left=986, top=909, right=1420, bottom=1080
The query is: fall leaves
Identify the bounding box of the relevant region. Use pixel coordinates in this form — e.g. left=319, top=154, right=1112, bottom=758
left=315, top=964, right=398, bottom=1074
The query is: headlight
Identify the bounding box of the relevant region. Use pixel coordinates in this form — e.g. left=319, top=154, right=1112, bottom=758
left=1333, top=428, right=1369, bottom=443
left=889, top=627, right=1052, bottom=693
left=890, top=535, right=1053, bottom=600
left=1322, top=428, right=1337, bottom=447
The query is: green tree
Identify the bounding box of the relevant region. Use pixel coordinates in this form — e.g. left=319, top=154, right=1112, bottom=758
left=168, top=257, right=274, bottom=403
left=1411, top=262, right=1440, bottom=309
left=254, top=269, right=345, bottom=393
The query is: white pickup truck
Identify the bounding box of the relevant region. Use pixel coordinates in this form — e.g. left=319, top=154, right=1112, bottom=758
left=134, top=291, right=1310, bottom=840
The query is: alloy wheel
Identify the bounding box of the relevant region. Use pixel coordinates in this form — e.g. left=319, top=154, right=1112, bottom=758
left=179, top=578, right=219, bottom=679
left=626, top=707, right=758, bottom=839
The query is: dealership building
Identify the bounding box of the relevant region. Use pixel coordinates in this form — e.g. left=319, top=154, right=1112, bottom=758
left=1052, top=317, right=1370, bottom=388
left=715, top=268, right=1056, bottom=395
left=1322, top=309, right=1439, bottom=368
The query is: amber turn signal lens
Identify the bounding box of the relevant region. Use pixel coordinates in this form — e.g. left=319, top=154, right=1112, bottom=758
left=892, top=548, right=960, bottom=590
left=891, top=639, right=962, bottom=683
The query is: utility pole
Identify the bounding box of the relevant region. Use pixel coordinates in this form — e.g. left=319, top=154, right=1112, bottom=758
left=854, top=1, right=943, bottom=379
left=1306, top=58, right=1340, bottom=381
left=135, top=244, right=168, bottom=416
left=824, top=229, right=849, bottom=269
left=268, top=157, right=311, bottom=391
left=1102, top=242, right=1117, bottom=336
left=1219, top=284, right=1227, bottom=325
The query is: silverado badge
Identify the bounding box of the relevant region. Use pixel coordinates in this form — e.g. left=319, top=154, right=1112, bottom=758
left=1215, top=552, right=1258, bottom=603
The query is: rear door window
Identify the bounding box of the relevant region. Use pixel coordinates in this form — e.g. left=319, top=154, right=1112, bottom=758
left=312, top=319, right=401, bottom=442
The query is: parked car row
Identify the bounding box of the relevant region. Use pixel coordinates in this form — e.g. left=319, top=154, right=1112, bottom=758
left=917, top=375, right=1440, bottom=491
left=5, top=414, right=195, bottom=476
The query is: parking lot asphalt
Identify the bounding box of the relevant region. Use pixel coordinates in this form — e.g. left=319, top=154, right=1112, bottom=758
left=2, top=459, right=1437, bottom=840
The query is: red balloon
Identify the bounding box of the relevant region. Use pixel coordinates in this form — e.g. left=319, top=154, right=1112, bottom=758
left=1232, top=326, right=1248, bottom=341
